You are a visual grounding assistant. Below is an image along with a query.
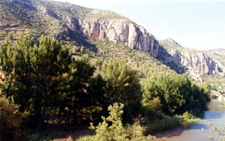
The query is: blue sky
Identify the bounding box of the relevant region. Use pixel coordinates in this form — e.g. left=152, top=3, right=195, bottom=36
left=56, top=0, right=225, bottom=50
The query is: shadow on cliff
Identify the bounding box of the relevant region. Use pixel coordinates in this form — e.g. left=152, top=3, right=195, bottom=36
left=156, top=45, right=188, bottom=74
left=56, top=29, right=97, bottom=52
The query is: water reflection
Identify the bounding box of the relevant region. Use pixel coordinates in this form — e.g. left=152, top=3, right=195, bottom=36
left=166, top=99, right=225, bottom=141
left=204, top=111, right=225, bottom=120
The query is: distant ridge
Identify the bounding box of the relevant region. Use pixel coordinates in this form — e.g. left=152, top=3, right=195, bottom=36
left=160, top=38, right=183, bottom=48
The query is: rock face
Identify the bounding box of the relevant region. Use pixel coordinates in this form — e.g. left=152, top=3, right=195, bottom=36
left=33, top=0, right=162, bottom=58
left=67, top=18, right=161, bottom=58
left=37, top=5, right=60, bottom=19
left=160, top=39, right=223, bottom=76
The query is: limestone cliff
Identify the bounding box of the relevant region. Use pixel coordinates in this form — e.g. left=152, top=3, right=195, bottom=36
left=160, top=39, right=223, bottom=77
left=63, top=16, right=161, bottom=58
left=22, top=0, right=162, bottom=58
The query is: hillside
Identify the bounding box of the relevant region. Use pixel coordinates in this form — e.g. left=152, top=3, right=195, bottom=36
left=0, top=0, right=160, bottom=53
left=0, top=0, right=175, bottom=76
left=1, top=0, right=225, bottom=80
left=160, top=38, right=225, bottom=93
left=89, top=39, right=176, bottom=78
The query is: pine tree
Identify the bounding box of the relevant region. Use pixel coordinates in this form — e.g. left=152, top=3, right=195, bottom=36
left=100, top=59, right=142, bottom=122
left=0, top=35, right=95, bottom=127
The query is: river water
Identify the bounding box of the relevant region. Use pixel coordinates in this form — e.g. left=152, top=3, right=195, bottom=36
left=164, top=99, right=225, bottom=141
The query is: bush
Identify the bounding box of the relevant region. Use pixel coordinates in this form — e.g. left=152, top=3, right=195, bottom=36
left=27, top=133, right=42, bottom=141
left=126, top=121, right=155, bottom=141
left=89, top=103, right=128, bottom=141
left=78, top=103, right=155, bottom=141
left=182, top=111, right=195, bottom=121
left=142, top=97, right=162, bottom=115
left=146, top=116, right=181, bottom=133
left=0, top=95, right=28, bottom=140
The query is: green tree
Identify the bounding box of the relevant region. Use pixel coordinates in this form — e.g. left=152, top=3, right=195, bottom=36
left=0, top=35, right=95, bottom=127
left=62, top=55, right=95, bottom=124
left=142, top=74, right=210, bottom=116
left=100, top=59, right=142, bottom=122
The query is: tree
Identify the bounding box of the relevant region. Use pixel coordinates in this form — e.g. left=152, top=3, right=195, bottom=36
left=100, top=59, right=142, bottom=122
left=62, top=55, right=95, bottom=124
left=0, top=35, right=95, bottom=127
left=142, top=74, right=210, bottom=116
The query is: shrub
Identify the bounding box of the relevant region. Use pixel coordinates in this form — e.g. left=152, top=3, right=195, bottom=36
left=146, top=116, right=181, bottom=133
left=0, top=95, right=28, bottom=140
left=126, top=121, right=155, bottom=141
left=142, top=97, right=162, bottom=115
left=182, top=111, right=195, bottom=121
left=27, top=133, right=42, bottom=141
left=78, top=103, right=155, bottom=141
left=89, top=103, right=128, bottom=141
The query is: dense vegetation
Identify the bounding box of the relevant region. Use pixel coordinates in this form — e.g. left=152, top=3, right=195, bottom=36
left=0, top=35, right=210, bottom=140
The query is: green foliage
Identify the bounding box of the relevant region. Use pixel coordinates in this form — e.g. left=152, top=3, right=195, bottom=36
left=79, top=103, right=155, bottom=141
left=181, top=111, right=195, bottom=121
left=142, top=74, right=210, bottom=115
left=27, top=133, right=42, bottom=141
left=0, top=34, right=211, bottom=139
left=0, top=35, right=95, bottom=128
left=101, top=59, right=142, bottom=104
left=146, top=116, right=181, bottom=133
left=0, top=95, right=27, bottom=140
left=202, top=75, right=225, bottom=93
left=100, top=59, right=142, bottom=122
left=89, top=103, right=127, bottom=141
left=142, top=97, right=162, bottom=115
left=91, top=39, right=176, bottom=79
left=209, top=85, right=217, bottom=91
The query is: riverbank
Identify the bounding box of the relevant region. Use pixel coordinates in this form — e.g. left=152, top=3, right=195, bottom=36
left=154, top=118, right=201, bottom=141
left=155, top=99, right=225, bottom=141
left=154, top=126, right=185, bottom=141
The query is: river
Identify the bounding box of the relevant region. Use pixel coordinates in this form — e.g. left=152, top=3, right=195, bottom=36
left=159, top=99, right=225, bottom=141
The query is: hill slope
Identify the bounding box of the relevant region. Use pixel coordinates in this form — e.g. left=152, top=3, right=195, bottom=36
left=0, top=0, right=176, bottom=77
left=1, top=0, right=225, bottom=80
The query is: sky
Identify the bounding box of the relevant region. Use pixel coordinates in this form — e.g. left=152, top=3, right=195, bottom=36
left=55, top=0, right=225, bottom=50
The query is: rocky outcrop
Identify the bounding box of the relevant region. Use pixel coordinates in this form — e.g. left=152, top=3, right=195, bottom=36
left=178, top=50, right=219, bottom=75
left=161, top=42, right=223, bottom=76
left=204, top=49, right=225, bottom=74
left=37, top=5, right=61, bottom=19
left=62, top=16, right=161, bottom=58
